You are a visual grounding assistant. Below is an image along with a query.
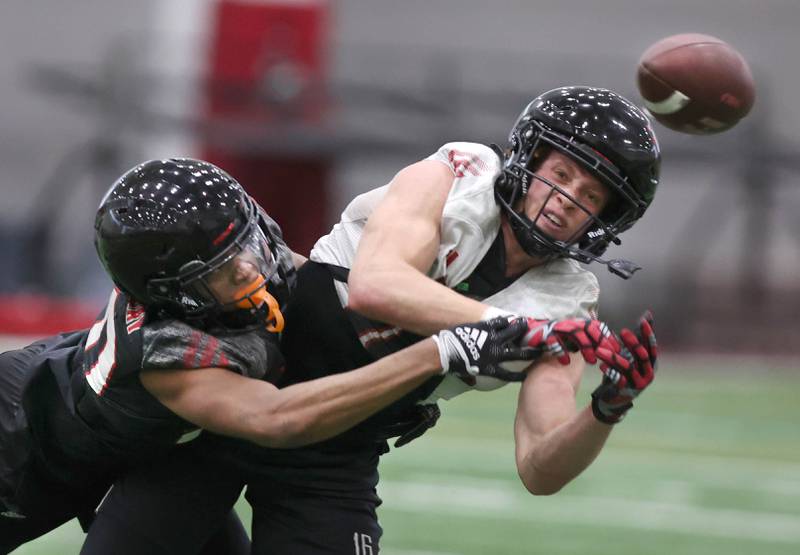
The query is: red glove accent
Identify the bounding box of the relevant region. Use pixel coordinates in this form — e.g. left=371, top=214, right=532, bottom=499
left=592, top=311, right=657, bottom=424
left=524, top=317, right=621, bottom=366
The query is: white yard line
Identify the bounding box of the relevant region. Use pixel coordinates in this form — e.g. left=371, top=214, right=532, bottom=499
left=399, top=436, right=800, bottom=475
left=378, top=479, right=800, bottom=544
left=384, top=551, right=462, bottom=555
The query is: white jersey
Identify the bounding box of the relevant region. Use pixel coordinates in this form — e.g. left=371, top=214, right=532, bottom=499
left=311, top=142, right=600, bottom=402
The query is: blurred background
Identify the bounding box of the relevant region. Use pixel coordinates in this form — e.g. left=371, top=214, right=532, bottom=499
left=1, top=1, right=798, bottom=554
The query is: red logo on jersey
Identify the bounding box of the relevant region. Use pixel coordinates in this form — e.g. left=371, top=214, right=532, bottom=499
left=446, top=249, right=459, bottom=267
left=126, top=301, right=146, bottom=334
left=448, top=150, right=488, bottom=178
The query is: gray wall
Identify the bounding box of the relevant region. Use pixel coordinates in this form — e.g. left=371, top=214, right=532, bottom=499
left=0, top=0, right=797, bottom=350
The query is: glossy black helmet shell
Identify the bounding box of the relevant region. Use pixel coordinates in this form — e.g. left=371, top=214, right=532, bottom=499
left=519, top=86, right=660, bottom=226
left=94, top=158, right=293, bottom=325
left=497, top=86, right=661, bottom=266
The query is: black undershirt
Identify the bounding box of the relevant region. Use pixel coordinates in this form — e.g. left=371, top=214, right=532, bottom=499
left=452, top=229, right=522, bottom=302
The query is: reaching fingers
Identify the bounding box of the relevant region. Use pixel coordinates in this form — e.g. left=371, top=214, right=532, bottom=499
left=558, top=328, right=597, bottom=364
left=552, top=320, right=595, bottom=363
left=571, top=325, right=600, bottom=364
left=546, top=335, right=571, bottom=365
left=587, top=320, right=614, bottom=344
left=619, top=329, right=654, bottom=390
left=524, top=318, right=629, bottom=368
left=554, top=319, right=623, bottom=366
left=599, top=331, right=621, bottom=354
left=496, top=317, right=530, bottom=344
left=596, top=349, right=629, bottom=388
left=638, top=312, right=658, bottom=370
left=641, top=310, right=655, bottom=329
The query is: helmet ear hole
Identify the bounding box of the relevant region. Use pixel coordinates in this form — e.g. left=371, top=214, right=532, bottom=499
left=146, top=278, right=178, bottom=303
left=489, top=143, right=515, bottom=201
left=494, top=174, right=512, bottom=198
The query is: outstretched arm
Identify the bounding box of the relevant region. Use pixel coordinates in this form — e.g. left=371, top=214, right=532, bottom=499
left=141, top=317, right=536, bottom=449
left=141, top=338, right=441, bottom=449
left=513, top=356, right=613, bottom=495
left=513, top=313, right=658, bottom=495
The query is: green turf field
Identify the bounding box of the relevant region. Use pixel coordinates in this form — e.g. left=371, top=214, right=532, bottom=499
left=14, top=357, right=800, bottom=554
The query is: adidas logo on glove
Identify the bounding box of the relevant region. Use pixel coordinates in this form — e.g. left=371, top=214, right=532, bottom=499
left=454, top=325, right=488, bottom=361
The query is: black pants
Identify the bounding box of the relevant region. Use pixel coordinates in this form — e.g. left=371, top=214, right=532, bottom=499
left=0, top=480, right=92, bottom=555
left=81, top=443, right=249, bottom=555
left=80, top=262, right=388, bottom=554
left=0, top=345, right=252, bottom=555
left=81, top=436, right=382, bottom=555
left=247, top=479, right=382, bottom=555
left=0, top=343, right=100, bottom=554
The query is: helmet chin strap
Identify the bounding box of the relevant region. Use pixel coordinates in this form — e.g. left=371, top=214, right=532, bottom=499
left=507, top=211, right=558, bottom=259
left=565, top=244, right=641, bottom=279
left=493, top=143, right=641, bottom=280
left=504, top=201, right=641, bottom=280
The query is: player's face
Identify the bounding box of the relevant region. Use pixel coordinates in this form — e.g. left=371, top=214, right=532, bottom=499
left=522, top=150, right=611, bottom=243
left=205, top=251, right=265, bottom=307
left=200, top=228, right=285, bottom=331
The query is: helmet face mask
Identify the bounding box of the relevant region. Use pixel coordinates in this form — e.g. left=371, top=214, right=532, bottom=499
left=495, top=87, right=660, bottom=275
left=95, top=158, right=293, bottom=330
left=147, top=204, right=286, bottom=331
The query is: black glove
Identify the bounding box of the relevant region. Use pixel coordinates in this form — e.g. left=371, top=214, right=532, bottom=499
left=591, top=311, right=658, bottom=424
left=432, top=317, right=540, bottom=382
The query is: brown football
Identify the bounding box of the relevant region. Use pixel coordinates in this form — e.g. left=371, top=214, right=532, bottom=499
left=636, top=33, right=755, bottom=134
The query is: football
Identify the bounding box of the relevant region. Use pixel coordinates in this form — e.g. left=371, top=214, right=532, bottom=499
left=636, top=33, right=755, bottom=134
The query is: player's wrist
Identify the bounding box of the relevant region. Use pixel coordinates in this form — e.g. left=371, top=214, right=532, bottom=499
left=590, top=381, right=632, bottom=425
left=590, top=396, right=624, bottom=425
left=415, top=337, right=444, bottom=376
left=480, top=306, right=515, bottom=321
left=429, top=333, right=451, bottom=375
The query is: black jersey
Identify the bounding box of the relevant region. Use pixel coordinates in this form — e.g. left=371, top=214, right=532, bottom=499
left=321, top=230, right=516, bottom=443
left=200, top=240, right=518, bottom=490
left=70, top=289, right=278, bottom=458
left=4, top=288, right=281, bottom=497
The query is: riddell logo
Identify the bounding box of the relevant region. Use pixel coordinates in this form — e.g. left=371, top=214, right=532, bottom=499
left=180, top=294, right=199, bottom=308
left=455, top=326, right=487, bottom=359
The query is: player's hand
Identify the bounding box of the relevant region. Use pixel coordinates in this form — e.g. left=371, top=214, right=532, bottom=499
left=591, top=311, right=658, bottom=424
left=523, top=317, right=620, bottom=366
left=432, top=317, right=539, bottom=382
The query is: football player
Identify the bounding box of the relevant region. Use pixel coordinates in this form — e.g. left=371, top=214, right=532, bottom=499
left=0, top=158, right=595, bottom=553
left=79, top=87, right=658, bottom=554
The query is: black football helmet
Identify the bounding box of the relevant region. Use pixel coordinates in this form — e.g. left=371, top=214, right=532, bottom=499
left=494, top=86, right=661, bottom=278
left=94, top=158, right=295, bottom=330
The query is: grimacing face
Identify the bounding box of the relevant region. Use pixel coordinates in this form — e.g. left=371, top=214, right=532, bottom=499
left=521, top=149, right=611, bottom=243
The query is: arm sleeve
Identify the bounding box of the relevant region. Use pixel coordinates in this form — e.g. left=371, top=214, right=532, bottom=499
left=142, top=320, right=279, bottom=380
